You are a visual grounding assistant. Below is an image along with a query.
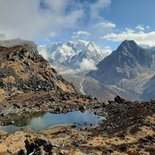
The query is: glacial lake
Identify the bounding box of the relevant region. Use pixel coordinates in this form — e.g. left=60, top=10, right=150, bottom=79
left=0, top=111, right=104, bottom=132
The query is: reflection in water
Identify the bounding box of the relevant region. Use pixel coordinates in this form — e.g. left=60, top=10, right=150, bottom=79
left=0, top=111, right=104, bottom=132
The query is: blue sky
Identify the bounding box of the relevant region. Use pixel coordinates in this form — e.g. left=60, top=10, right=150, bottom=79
left=103, top=0, right=155, bottom=29
left=0, top=0, right=155, bottom=50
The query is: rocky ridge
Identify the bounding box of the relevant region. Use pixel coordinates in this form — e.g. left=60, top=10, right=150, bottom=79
left=0, top=41, right=76, bottom=102
left=0, top=40, right=102, bottom=118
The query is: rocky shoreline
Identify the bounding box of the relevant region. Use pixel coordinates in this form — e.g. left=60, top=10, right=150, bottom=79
left=0, top=96, right=155, bottom=155
left=0, top=90, right=103, bottom=125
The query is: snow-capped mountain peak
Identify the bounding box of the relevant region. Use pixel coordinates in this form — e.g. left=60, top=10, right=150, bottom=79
left=83, top=41, right=105, bottom=60
left=38, top=40, right=111, bottom=71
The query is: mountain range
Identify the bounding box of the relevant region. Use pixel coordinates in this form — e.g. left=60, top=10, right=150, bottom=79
left=39, top=40, right=111, bottom=72
left=38, top=39, right=155, bottom=101
left=0, top=38, right=154, bottom=101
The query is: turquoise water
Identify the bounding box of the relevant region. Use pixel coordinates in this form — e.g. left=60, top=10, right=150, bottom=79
left=0, top=111, right=104, bottom=132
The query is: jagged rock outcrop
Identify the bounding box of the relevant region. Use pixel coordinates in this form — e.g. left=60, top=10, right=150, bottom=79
left=0, top=40, right=75, bottom=101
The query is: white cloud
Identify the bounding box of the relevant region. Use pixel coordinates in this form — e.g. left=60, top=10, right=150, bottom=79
left=0, top=0, right=111, bottom=41
left=49, top=32, right=57, bottom=38
left=0, top=33, right=6, bottom=40
left=38, top=45, right=48, bottom=60
left=135, top=25, right=150, bottom=31
left=97, top=22, right=116, bottom=30
left=0, top=0, right=83, bottom=40
left=125, top=28, right=135, bottom=33
left=72, top=21, right=116, bottom=41
left=79, top=58, right=97, bottom=71
left=102, top=29, right=155, bottom=47
left=71, top=35, right=80, bottom=39
left=90, top=0, right=111, bottom=20
left=103, top=46, right=112, bottom=53
left=73, top=31, right=90, bottom=36
left=136, top=25, right=145, bottom=31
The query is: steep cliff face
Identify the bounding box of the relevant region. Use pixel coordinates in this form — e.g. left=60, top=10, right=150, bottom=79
left=0, top=41, right=75, bottom=101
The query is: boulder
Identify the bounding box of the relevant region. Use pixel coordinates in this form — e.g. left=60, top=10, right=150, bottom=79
left=78, top=105, right=86, bottom=112
left=24, top=138, right=53, bottom=154
left=114, top=96, right=126, bottom=103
